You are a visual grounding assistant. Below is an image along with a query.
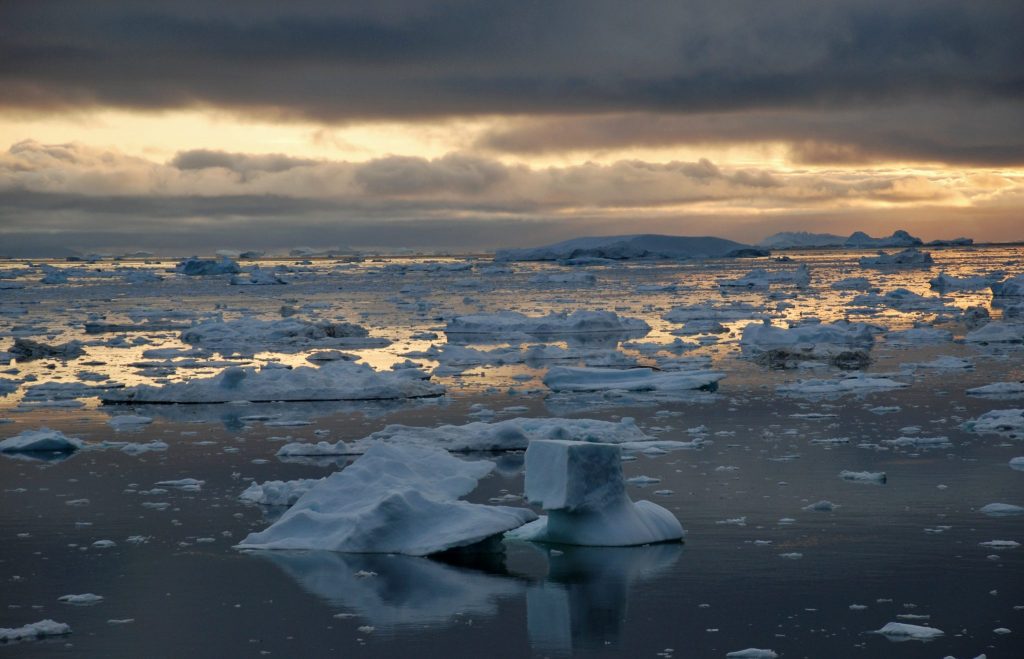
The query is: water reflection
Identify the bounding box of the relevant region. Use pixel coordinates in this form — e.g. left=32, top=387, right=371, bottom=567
left=525, top=543, right=682, bottom=653
left=249, top=540, right=681, bottom=652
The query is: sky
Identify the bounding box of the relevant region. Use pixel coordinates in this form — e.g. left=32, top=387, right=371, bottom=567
left=1, top=0, right=1022, bottom=255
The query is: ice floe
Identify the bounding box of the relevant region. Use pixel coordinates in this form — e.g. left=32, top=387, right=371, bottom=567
left=238, top=443, right=537, bottom=555
left=871, top=622, right=944, bottom=640
left=0, top=620, right=71, bottom=642
left=778, top=375, right=908, bottom=397
left=507, top=440, right=684, bottom=546
left=858, top=248, right=933, bottom=269
left=445, top=310, right=649, bottom=339
left=103, top=362, right=443, bottom=403
left=0, top=428, right=85, bottom=454
left=175, top=256, right=240, bottom=276
left=740, top=320, right=876, bottom=368
left=543, top=366, right=723, bottom=393
left=239, top=479, right=324, bottom=506
left=180, top=316, right=388, bottom=353
left=962, top=409, right=1024, bottom=435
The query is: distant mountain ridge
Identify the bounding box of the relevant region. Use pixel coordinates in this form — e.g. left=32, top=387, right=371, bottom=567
left=759, top=229, right=943, bottom=249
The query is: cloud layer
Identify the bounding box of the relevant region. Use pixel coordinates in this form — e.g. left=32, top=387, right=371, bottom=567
left=2, top=140, right=1020, bottom=254
left=2, top=1, right=1022, bottom=165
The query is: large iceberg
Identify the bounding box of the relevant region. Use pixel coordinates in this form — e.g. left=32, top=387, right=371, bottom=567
left=543, top=366, right=723, bottom=392
left=991, top=274, right=1024, bottom=298
left=278, top=416, right=651, bottom=456
left=102, top=362, right=444, bottom=404
left=174, top=256, right=240, bottom=276
left=758, top=231, right=844, bottom=249
left=508, top=440, right=683, bottom=546
left=445, top=310, right=649, bottom=338
left=859, top=248, right=933, bottom=269
left=237, top=443, right=537, bottom=555
left=740, top=320, right=876, bottom=368
left=844, top=229, right=922, bottom=248
left=494, top=234, right=762, bottom=262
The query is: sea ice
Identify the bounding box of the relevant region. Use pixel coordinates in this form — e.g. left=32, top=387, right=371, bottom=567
left=965, top=322, right=1024, bottom=344
left=543, top=366, right=723, bottom=393
left=0, top=428, right=85, bottom=453
left=58, top=593, right=103, bottom=605
left=962, top=409, right=1024, bottom=435
left=174, top=256, right=240, bottom=276
left=991, top=274, right=1024, bottom=298
left=929, top=271, right=993, bottom=291
left=9, top=338, right=85, bottom=361
left=858, top=248, right=934, bottom=269
left=507, top=440, right=684, bottom=546
left=740, top=320, right=875, bottom=368
left=239, top=479, right=324, bottom=506
left=872, top=622, right=944, bottom=640
left=840, top=470, right=887, bottom=483
left=967, top=382, right=1024, bottom=397
left=238, top=444, right=536, bottom=555
left=778, top=375, right=908, bottom=396
left=445, top=310, right=649, bottom=338
left=979, top=503, right=1024, bottom=516
left=181, top=316, right=386, bottom=353
left=103, top=361, right=443, bottom=404
left=0, top=620, right=71, bottom=642
left=726, top=650, right=778, bottom=659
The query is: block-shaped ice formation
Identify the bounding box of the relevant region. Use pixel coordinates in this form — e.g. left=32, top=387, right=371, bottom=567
left=237, top=443, right=537, bottom=556
left=509, top=440, right=683, bottom=546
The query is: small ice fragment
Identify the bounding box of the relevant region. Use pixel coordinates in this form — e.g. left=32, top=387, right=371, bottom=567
left=726, top=648, right=778, bottom=658
left=58, top=593, right=103, bottom=605
left=872, top=622, right=944, bottom=640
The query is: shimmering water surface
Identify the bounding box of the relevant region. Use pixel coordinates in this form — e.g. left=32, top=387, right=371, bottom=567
left=1, top=247, right=1022, bottom=657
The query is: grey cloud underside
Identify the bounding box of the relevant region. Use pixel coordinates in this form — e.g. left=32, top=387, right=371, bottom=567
left=1, top=1, right=1022, bottom=165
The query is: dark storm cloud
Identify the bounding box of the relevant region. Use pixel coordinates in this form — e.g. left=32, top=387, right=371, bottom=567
left=171, top=150, right=318, bottom=176
left=1, top=1, right=1020, bottom=120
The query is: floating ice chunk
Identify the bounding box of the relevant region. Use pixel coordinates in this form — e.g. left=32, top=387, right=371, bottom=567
left=872, top=622, right=944, bottom=640
left=859, top=248, right=933, bottom=269
left=115, top=441, right=169, bottom=455
left=495, top=234, right=758, bottom=262
left=174, top=256, right=240, bottom=276
left=991, top=274, right=1024, bottom=298
left=239, top=444, right=535, bottom=555
left=507, top=440, right=683, bottom=546
left=445, top=310, right=649, bottom=338
left=107, top=415, right=153, bottom=430
left=239, top=479, right=324, bottom=506
left=58, top=593, right=103, bottom=605
left=0, top=378, right=19, bottom=396
left=840, top=470, right=887, bottom=483
left=963, top=409, right=1024, bottom=435
left=543, top=366, right=723, bottom=393
left=230, top=266, right=286, bottom=286
left=929, top=271, right=993, bottom=291
left=851, top=288, right=953, bottom=312
left=967, top=382, right=1024, bottom=398
left=103, top=362, right=443, bottom=404
left=726, top=650, right=778, bottom=659
left=181, top=316, right=385, bottom=353
left=883, top=436, right=950, bottom=448
left=778, top=375, right=908, bottom=397
left=903, top=356, right=972, bottom=370
left=980, top=503, right=1024, bottom=516
left=663, top=302, right=763, bottom=323
left=0, top=428, right=84, bottom=454
left=740, top=320, right=875, bottom=368
left=803, top=500, right=837, bottom=512
left=280, top=416, right=651, bottom=456
left=1010, top=457, right=1024, bottom=470
left=965, top=322, right=1024, bottom=344
left=9, top=337, right=85, bottom=361
left=0, top=620, right=71, bottom=642
left=155, top=478, right=203, bottom=491
left=979, top=540, right=1020, bottom=549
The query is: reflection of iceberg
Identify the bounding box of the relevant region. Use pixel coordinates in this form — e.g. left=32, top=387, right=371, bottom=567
left=526, top=544, right=682, bottom=653
left=249, top=550, right=526, bottom=629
